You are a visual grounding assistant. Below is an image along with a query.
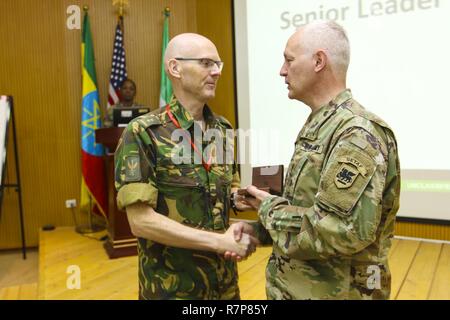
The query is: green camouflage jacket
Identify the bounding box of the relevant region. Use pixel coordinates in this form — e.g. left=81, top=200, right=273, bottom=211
left=115, top=97, right=240, bottom=300
left=258, top=90, right=400, bottom=300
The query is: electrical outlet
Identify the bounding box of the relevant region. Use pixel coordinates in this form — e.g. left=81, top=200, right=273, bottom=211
left=65, top=199, right=77, bottom=208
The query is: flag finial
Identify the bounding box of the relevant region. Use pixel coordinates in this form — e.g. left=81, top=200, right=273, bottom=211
left=83, top=5, right=89, bottom=12
left=164, top=7, right=170, bottom=17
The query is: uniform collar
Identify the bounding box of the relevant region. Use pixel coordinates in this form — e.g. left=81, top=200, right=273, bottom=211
left=167, top=96, right=215, bottom=130
left=297, top=89, right=353, bottom=142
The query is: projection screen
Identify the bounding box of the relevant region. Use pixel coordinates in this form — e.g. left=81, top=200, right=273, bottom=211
left=234, top=0, right=450, bottom=222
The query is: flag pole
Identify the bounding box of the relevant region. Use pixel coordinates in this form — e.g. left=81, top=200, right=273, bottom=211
left=76, top=194, right=105, bottom=234
left=159, top=7, right=172, bottom=107
left=76, top=5, right=106, bottom=235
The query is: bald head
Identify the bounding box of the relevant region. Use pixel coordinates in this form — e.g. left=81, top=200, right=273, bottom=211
left=163, top=33, right=222, bottom=107
left=164, top=33, right=219, bottom=73
left=293, top=21, right=350, bottom=79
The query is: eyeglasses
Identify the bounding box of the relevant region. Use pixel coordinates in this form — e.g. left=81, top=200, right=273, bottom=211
left=175, top=58, right=224, bottom=72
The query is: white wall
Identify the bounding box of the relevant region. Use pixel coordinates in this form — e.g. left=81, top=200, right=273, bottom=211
left=234, top=0, right=450, bottom=221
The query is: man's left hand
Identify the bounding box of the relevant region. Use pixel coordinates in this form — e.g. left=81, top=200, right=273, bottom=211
left=243, top=185, right=271, bottom=211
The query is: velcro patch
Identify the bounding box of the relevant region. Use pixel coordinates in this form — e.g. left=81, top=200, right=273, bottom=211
left=350, top=136, right=368, bottom=150
left=125, top=156, right=142, bottom=182
left=334, top=163, right=359, bottom=189
left=338, top=156, right=367, bottom=176
left=300, top=141, right=323, bottom=153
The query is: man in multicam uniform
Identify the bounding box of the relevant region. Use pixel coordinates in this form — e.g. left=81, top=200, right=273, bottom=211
left=115, top=33, right=258, bottom=300
left=235, top=21, right=401, bottom=299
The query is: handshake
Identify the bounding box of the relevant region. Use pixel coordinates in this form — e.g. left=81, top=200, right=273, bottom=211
left=219, top=185, right=272, bottom=262
left=220, top=221, right=259, bottom=262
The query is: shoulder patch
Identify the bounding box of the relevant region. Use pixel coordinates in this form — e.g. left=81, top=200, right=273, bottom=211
left=317, top=142, right=378, bottom=216
left=124, top=155, right=142, bottom=182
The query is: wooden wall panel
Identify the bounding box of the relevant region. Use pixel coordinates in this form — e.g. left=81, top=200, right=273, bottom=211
left=395, top=222, right=450, bottom=242
left=196, top=0, right=236, bottom=128
left=0, top=0, right=198, bottom=249
left=0, top=0, right=77, bottom=249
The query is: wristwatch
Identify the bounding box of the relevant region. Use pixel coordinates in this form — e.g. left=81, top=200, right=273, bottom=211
left=230, top=192, right=242, bottom=215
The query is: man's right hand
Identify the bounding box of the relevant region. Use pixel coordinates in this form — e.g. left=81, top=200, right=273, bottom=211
left=222, top=222, right=259, bottom=262
left=219, top=223, right=259, bottom=260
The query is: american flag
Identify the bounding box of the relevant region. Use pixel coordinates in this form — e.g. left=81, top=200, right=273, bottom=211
left=107, top=16, right=127, bottom=110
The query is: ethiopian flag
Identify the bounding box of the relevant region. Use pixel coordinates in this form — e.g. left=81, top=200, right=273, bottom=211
left=80, top=11, right=107, bottom=217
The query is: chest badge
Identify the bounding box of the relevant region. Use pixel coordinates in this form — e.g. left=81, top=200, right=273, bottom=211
left=335, top=164, right=359, bottom=189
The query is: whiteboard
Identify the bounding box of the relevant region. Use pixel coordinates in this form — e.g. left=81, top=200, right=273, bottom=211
left=234, top=0, right=450, bottom=221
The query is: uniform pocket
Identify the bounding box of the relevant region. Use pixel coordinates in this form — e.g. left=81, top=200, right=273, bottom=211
left=156, top=162, right=203, bottom=188
left=155, top=164, right=207, bottom=226
left=284, top=156, right=308, bottom=199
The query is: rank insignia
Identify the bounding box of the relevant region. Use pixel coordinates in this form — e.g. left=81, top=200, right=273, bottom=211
left=335, top=164, right=359, bottom=189
left=125, top=156, right=141, bottom=182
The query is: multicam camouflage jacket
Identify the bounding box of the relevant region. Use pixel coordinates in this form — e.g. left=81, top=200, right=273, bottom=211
left=115, top=97, right=240, bottom=300
left=257, top=89, right=401, bottom=300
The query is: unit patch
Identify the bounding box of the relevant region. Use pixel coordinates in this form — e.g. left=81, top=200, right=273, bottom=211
left=125, top=156, right=141, bottom=182
left=335, top=163, right=359, bottom=188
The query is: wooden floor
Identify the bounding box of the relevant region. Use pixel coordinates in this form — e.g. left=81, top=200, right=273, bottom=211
left=0, top=247, right=38, bottom=300
left=1, top=227, right=449, bottom=300
left=0, top=248, right=38, bottom=288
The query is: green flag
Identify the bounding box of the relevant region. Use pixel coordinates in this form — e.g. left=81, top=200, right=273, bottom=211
left=159, top=9, right=172, bottom=107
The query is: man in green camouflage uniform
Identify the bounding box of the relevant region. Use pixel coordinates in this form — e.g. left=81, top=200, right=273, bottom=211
left=237, top=21, right=400, bottom=299
left=115, top=33, right=258, bottom=300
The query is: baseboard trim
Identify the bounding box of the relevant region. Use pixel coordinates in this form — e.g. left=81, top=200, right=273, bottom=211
left=396, top=216, right=450, bottom=226
left=394, top=235, right=450, bottom=245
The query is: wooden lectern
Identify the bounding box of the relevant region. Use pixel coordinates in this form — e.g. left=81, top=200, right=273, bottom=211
left=95, top=127, right=137, bottom=259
